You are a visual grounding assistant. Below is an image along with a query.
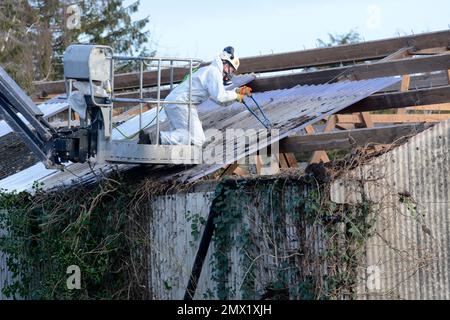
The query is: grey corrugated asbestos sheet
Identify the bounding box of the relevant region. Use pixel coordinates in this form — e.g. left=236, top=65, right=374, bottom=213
left=331, top=120, right=450, bottom=299
left=177, top=76, right=400, bottom=182
left=0, top=76, right=399, bottom=192
left=149, top=120, right=450, bottom=299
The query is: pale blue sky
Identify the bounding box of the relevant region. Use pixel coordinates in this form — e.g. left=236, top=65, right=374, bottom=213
left=125, top=0, right=449, bottom=60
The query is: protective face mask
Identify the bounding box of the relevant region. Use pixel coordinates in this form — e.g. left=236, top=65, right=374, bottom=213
left=223, top=72, right=234, bottom=86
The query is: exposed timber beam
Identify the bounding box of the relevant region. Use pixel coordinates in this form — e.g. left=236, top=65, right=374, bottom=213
left=304, top=124, right=330, bottom=163
left=406, top=103, right=450, bottom=111
left=33, top=30, right=450, bottom=97
left=305, top=115, right=337, bottom=164
left=36, top=66, right=448, bottom=102
left=337, top=113, right=450, bottom=123
left=250, top=53, right=450, bottom=91
left=280, top=123, right=432, bottom=153
left=395, top=74, right=411, bottom=116
left=58, top=71, right=445, bottom=104
left=43, top=80, right=450, bottom=118
left=220, top=163, right=250, bottom=177
left=378, top=47, right=413, bottom=62
left=383, top=72, right=448, bottom=92
left=34, top=67, right=190, bottom=98
left=339, top=85, right=450, bottom=113
left=238, top=30, right=450, bottom=73
left=411, top=46, right=450, bottom=55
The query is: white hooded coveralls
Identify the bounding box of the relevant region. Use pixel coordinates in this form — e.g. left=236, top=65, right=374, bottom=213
left=160, top=56, right=238, bottom=146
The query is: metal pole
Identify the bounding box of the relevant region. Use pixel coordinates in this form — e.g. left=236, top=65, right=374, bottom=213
left=113, top=55, right=202, bottom=63
left=139, top=61, right=144, bottom=131
left=156, top=59, right=161, bottom=145
left=170, top=60, right=174, bottom=91
left=111, top=97, right=191, bottom=105
left=109, top=53, right=114, bottom=136
left=188, top=60, right=193, bottom=145
left=67, top=79, right=72, bottom=128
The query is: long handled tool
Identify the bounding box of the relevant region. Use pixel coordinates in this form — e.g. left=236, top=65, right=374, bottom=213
left=242, top=96, right=272, bottom=129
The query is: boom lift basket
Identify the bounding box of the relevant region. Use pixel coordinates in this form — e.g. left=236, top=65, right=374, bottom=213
left=63, top=44, right=203, bottom=166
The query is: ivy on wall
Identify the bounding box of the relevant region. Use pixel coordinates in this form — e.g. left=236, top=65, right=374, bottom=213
left=209, top=175, right=375, bottom=300
left=0, top=173, right=153, bottom=300
left=0, top=167, right=375, bottom=300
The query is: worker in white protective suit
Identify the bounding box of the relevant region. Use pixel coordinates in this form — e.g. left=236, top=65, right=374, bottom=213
left=157, top=46, right=253, bottom=146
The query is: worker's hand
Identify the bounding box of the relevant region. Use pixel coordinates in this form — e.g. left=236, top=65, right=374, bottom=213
left=236, top=93, right=245, bottom=103
left=236, top=86, right=252, bottom=97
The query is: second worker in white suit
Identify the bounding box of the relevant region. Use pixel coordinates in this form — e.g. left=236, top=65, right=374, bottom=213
left=157, top=46, right=252, bottom=146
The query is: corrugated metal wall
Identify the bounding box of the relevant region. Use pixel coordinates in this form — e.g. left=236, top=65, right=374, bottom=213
left=150, top=120, right=450, bottom=300
left=331, top=120, right=450, bottom=299
left=148, top=182, right=325, bottom=300
left=150, top=191, right=217, bottom=299
left=2, top=121, right=449, bottom=300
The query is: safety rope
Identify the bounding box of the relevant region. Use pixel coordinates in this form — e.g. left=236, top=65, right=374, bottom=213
left=181, top=67, right=199, bottom=82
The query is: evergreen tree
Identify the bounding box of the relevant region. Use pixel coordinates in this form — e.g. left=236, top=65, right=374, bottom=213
left=0, top=1, right=36, bottom=92
left=0, top=0, right=151, bottom=92
left=316, top=30, right=362, bottom=47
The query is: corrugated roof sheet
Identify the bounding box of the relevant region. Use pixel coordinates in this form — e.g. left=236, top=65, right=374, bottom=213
left=0, top=76, right=400, bottom=192
left=176, top=76, right=400, bottom=182
left=331, top=120, right=450, bottom=299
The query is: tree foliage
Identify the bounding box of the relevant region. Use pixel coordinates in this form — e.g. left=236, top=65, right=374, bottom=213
left=0, top=1, right=36, bottom=92
left=0, top=0, right=151, bottom=92
left=316, top=29, right=362, bottom=47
